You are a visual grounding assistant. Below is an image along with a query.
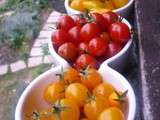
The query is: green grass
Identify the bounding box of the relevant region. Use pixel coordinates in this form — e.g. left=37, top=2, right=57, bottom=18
left=0, top=64, right=51, bottom=120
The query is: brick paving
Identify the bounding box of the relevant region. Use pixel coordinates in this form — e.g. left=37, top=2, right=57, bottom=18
left=10, top=60, right=26, bottom=72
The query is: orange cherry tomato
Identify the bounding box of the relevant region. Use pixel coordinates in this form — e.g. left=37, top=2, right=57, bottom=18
left=84, top=95, right=110, bottom=120
left=65, top=83, right=89, bottom=107
left=43, top=81, right=65, bottom=104
left=93, top=82, right=114, bottom=98
left=80, top=67, right=102, bottom=90
left=98, top=107, right=125, bottom=120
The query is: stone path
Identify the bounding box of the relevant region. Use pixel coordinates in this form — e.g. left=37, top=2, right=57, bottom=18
left=0, top=11, right=61, bottom=76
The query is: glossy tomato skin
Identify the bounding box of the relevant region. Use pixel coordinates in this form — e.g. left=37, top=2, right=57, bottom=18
left=65, top=83, right=89, bottom=107
left=74, top=54, right=97, bottom=70
left=91, top=13, right=108, bottom=31
left=58, top=42, right=78, bottom=62
left=102, top=11, right=119, bottom=26
left=88, top=37, right=108, bottom=57
left=43, top=81, right=65, bottom=104
left=51, top=29, right=68, bottom=48
left=68, top=26, right=81, bottom=46
left=73, top=15, right=87, bottom=27
left=58, top=15, right=75, bottom=31
left=108, top=42, right=122, bottom=57
left=80, top=68, right=102, bottom=90
left=98, top=107, right=125, bottom=120
left=109, top=22, right=130, bottom=43
left=84, top=95, right=110, bottom=120
left=80, top=22, right=100, bottom=42
left=78, top=42, right=89, bottom=55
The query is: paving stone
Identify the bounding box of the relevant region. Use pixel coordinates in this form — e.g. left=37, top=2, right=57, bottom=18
left=33, top=39, right=48, bottom=47
left=28, top=57, right=43, bottom=68
left=42, top=23, right=56, bottom=31
left=43, top=55, right=55, bottom=64
left=46, top=16, right=59, bottom=23
left=38, top=30, right=52, bottom=39
left=50, top=11, right=61, bottom=17
left=30, top=47, right=43, bottom=57
left=0, top=64, right=8, bottom=75
left=10, top=60, right=26, bottom=72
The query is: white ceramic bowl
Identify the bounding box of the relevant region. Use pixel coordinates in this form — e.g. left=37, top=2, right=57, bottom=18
left=48, top=18, right=133, bottom=72
left=15, top=65, right=136, bottom=120
left=64, top=0, right=134, bottom=18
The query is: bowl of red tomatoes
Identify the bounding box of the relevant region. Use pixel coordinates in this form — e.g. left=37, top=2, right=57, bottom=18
left=49, top=12, right=133, bottom=71
left=64, top=0, right=134, bottom=18
left=15, top=65, right=136, bottom=120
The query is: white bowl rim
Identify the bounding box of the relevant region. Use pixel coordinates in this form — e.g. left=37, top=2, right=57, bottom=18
left=64, top=0, right=134, bottom=14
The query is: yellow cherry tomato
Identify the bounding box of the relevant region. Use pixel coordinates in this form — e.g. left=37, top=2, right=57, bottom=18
left=82, top=0, right=105, bottom=11
left=65, top=83, right=89, bottom=107
left=109, top=90, right=128, bottom=108
left=98, top=107, right=125, bottom=120
left=63, top=68, right=80, bottom=84
left=80, top=68, right=102, bottom=90
left=111, top=0, right=128, bottom=9
left=93, top=82, right=114, bottom=99
left=43, top=81, right=65, bottom=104
left=51, top=98, right=80, bottom=120
left=80, top=118, right=89, bottom=120
left=84, top=95, right=110, bottom=120
left=70, top=0, right=85, bottom=11
left=91, top=8, right=110, bottom=14
left=104, top=0, right=115, bottom=10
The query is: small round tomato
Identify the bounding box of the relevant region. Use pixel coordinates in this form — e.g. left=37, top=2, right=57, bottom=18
left=78, top=42, right=89, bottom=54
left=112, top=0, right=128, bottom=9
left=63, top=68, right=80, bottom=84
left=68, top=26, right=81, bottom=46
left=90, top=13, right=107, bottom=31
left=73, top=15, right=87, bottom=26
left=84, top=95, right=109, bottom=120
left=58, top=15, right=75, bottom=31
left=108, top=42, right=122, bottom=57
left=43, top=81, right=65, bottom=104
left=93, top=82, right=114, bottom=98
left=100, top=32, right=111, bottom=43
left=51, top=29, right=68, bottom=48
left=80, top=22, right=100, bottom=42
left=102, top=11, right=119, bottom=26
left=109, top=90, right=128, bottom=108
left=51, top=98, right=80, bottom=120
left=88, top=37, right=108, bottom=57
left=98, top=107, right=125, bottom=120
left=58, top=42, right=78, bottom=62
left=80, top=67, right=102, bottom=90
left=65, top=83, right=89, bottom=107
left=80, top=118, right=88, bottom=120
left=74, top=54, right=97, bottom=70
left=70, top=0, right=85, bottom=11
left=109, top=22, right=131, bottom=43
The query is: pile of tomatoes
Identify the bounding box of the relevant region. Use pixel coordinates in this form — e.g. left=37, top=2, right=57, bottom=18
left=31, top=67, right=128, bottom=120
left=70, top=0, right=129, bottom=13
left=51, top=11, right=131, bottom=70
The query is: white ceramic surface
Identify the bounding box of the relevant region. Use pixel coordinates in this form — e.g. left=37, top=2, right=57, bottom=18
left=15, top=65, right=136, bottom=120
left=64, top=0, right=134, bottom=18
left=49, top=18, right=133, bottom=72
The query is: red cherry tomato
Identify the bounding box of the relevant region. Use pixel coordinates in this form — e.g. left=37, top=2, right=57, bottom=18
left=88, top=37, right=108, bottom=57
left=74, top=54, right=97, bottom=70
left=100, top=32, right=111, bottom=43
left=109, top=22, right=130, bottom=43
left=51, top=29, right=68, bottom=48
left=108, top=42, right=122, bottom=57
left=80, top=22, right=100, bottom=42
left=73, top=15, right=87, bottom=26
left=78, top=42, right=89, bottom=55
left=102, top=11, right=119, bottom=26
left=68, top=26, right=81, bottom=46
left=58, top=15, right=75, bottom=31
left=58, top=42, right=78, bottom=62
left=91, top=13, right=108, bottom=31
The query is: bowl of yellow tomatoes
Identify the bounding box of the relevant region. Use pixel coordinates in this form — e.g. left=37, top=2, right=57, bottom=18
left=15, top=65, right=136, bottom=120
left=65, top=0, right=134, bottom=18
